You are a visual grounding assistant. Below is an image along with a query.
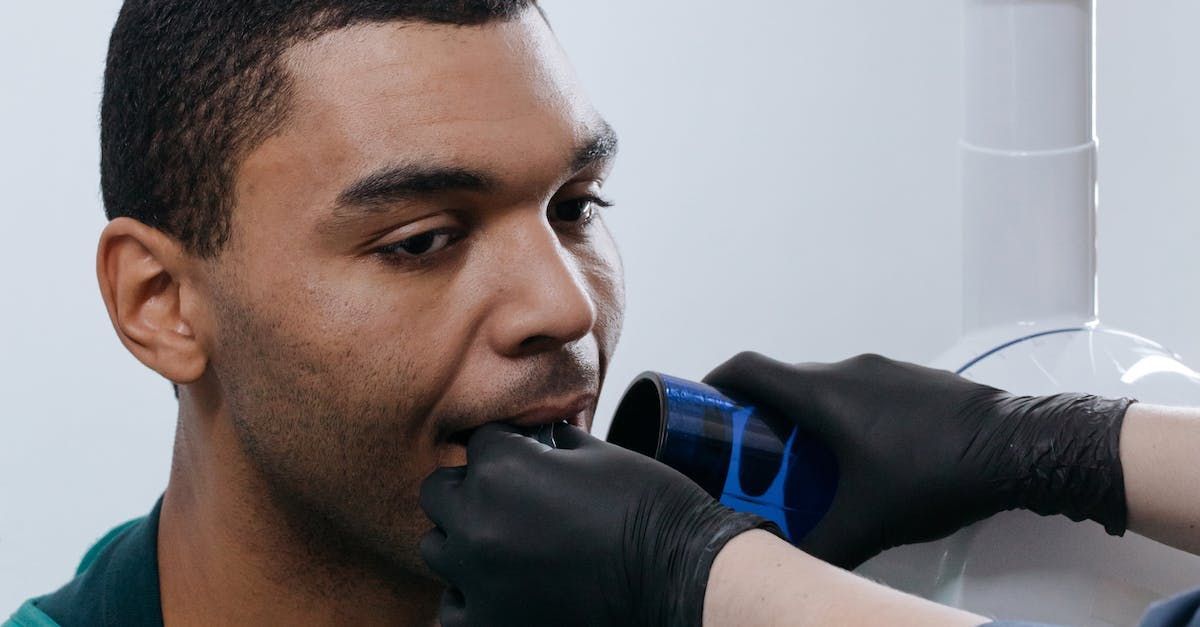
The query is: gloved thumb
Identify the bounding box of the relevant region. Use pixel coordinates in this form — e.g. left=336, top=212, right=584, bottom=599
left=703, top=351, right=842, bottom=444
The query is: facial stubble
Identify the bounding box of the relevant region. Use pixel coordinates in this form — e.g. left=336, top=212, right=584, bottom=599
left=207, top=280, right=604, bottom=596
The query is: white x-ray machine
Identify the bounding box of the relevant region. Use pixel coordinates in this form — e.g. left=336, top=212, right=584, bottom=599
left=857, top=1, right=1200, bottom=624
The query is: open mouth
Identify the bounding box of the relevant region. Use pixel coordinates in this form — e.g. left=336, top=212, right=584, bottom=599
left=446, top=418, right=578, bottom=448
left=443, top=393, right=594, bottom=450
left=447, top=427, right=476, bottom=448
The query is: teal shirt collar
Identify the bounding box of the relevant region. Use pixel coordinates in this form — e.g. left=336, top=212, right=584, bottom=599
left=27, top=499, right=164, bottom=627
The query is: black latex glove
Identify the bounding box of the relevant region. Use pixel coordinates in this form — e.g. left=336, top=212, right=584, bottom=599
left=419, top=422, right=775, bottom=627
left=703, top=351, right=1135, bottom=570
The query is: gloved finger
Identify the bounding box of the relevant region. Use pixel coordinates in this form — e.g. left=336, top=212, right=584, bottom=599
left=438, top=587, right=468, bottom=627
left=418, top=527, right=455, bottom=580
left=796, top=480, right=882, bottom=570
left=702, top=351, right=840, bottom=442
left=546, top=421, right=601, bottom=450
left=419, top=466, right=467, bottom=529
left=466, top=422, right=551, bottom=465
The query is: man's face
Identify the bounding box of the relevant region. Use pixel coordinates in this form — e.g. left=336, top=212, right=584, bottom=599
left=199, top=10, right=624, bottom=580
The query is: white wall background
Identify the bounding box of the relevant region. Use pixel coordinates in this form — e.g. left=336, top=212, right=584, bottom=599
left=2, top=0, right=1198, bottom=611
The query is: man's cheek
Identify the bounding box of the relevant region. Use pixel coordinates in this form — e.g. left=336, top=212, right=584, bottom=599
left=592, top=272, right=626, bottom=352
left=575, top=253, right=624, bottom=345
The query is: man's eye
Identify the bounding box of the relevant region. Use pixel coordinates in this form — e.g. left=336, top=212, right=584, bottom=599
left=548, top=196, right=612, bottom=226
left=377, top=228, right=461, bottom=259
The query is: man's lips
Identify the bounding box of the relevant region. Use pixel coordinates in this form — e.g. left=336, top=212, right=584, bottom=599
left=506, top=393, right=594, bottom=428
left=446, top=393, right=594, bottom=446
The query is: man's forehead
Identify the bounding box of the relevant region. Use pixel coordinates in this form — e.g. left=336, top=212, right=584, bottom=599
left=233, top=10, right=610, bottom=238
left=281, top=11, right=587, bottom=127
left=271, top=11, right=604, bottom=178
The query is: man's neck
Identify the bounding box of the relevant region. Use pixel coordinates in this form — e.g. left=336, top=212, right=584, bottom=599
left=157, top=394, right=441, bottom=626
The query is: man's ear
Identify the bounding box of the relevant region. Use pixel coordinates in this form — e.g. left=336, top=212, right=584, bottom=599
left=97, top=217, right=208, bottom=385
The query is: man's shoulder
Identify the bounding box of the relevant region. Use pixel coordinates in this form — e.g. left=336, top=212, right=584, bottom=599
left=6, top=503, right=163, bottom=627
left=3, top=522, right=138, bottom=627
left=72, top=518, right=143, bottom=577
left=3, top=600, right=61, bottom=627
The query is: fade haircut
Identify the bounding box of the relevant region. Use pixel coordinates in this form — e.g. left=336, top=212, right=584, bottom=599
left=101, top=0, right=539, bottom=258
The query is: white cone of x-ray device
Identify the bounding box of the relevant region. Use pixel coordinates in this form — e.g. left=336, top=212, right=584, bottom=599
left=855, top=1, right=1200, bottom=625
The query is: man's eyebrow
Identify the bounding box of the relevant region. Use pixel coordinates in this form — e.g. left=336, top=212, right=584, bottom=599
left=573, top=121, right=620, bottom=172
left=331, top=122, right=617, bottom=217
left=335, top=165, right=497, bottom=212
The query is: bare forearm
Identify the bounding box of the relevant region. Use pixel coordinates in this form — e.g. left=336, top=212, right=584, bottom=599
left=702, top=530, right=986, bottom=627
left=1121, top=403, right=1200, bottom=554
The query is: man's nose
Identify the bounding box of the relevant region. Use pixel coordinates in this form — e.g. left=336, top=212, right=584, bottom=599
left=485, top=219, right=597, bottom=358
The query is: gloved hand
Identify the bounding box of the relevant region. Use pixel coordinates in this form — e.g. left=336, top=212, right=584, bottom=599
left=418, top=422, right=776, bottom=627
left=703, top=351, right=1135, bottom=570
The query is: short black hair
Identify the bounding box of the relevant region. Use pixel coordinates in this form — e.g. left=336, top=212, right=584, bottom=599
left=101, top=0, right=539, bottom=258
